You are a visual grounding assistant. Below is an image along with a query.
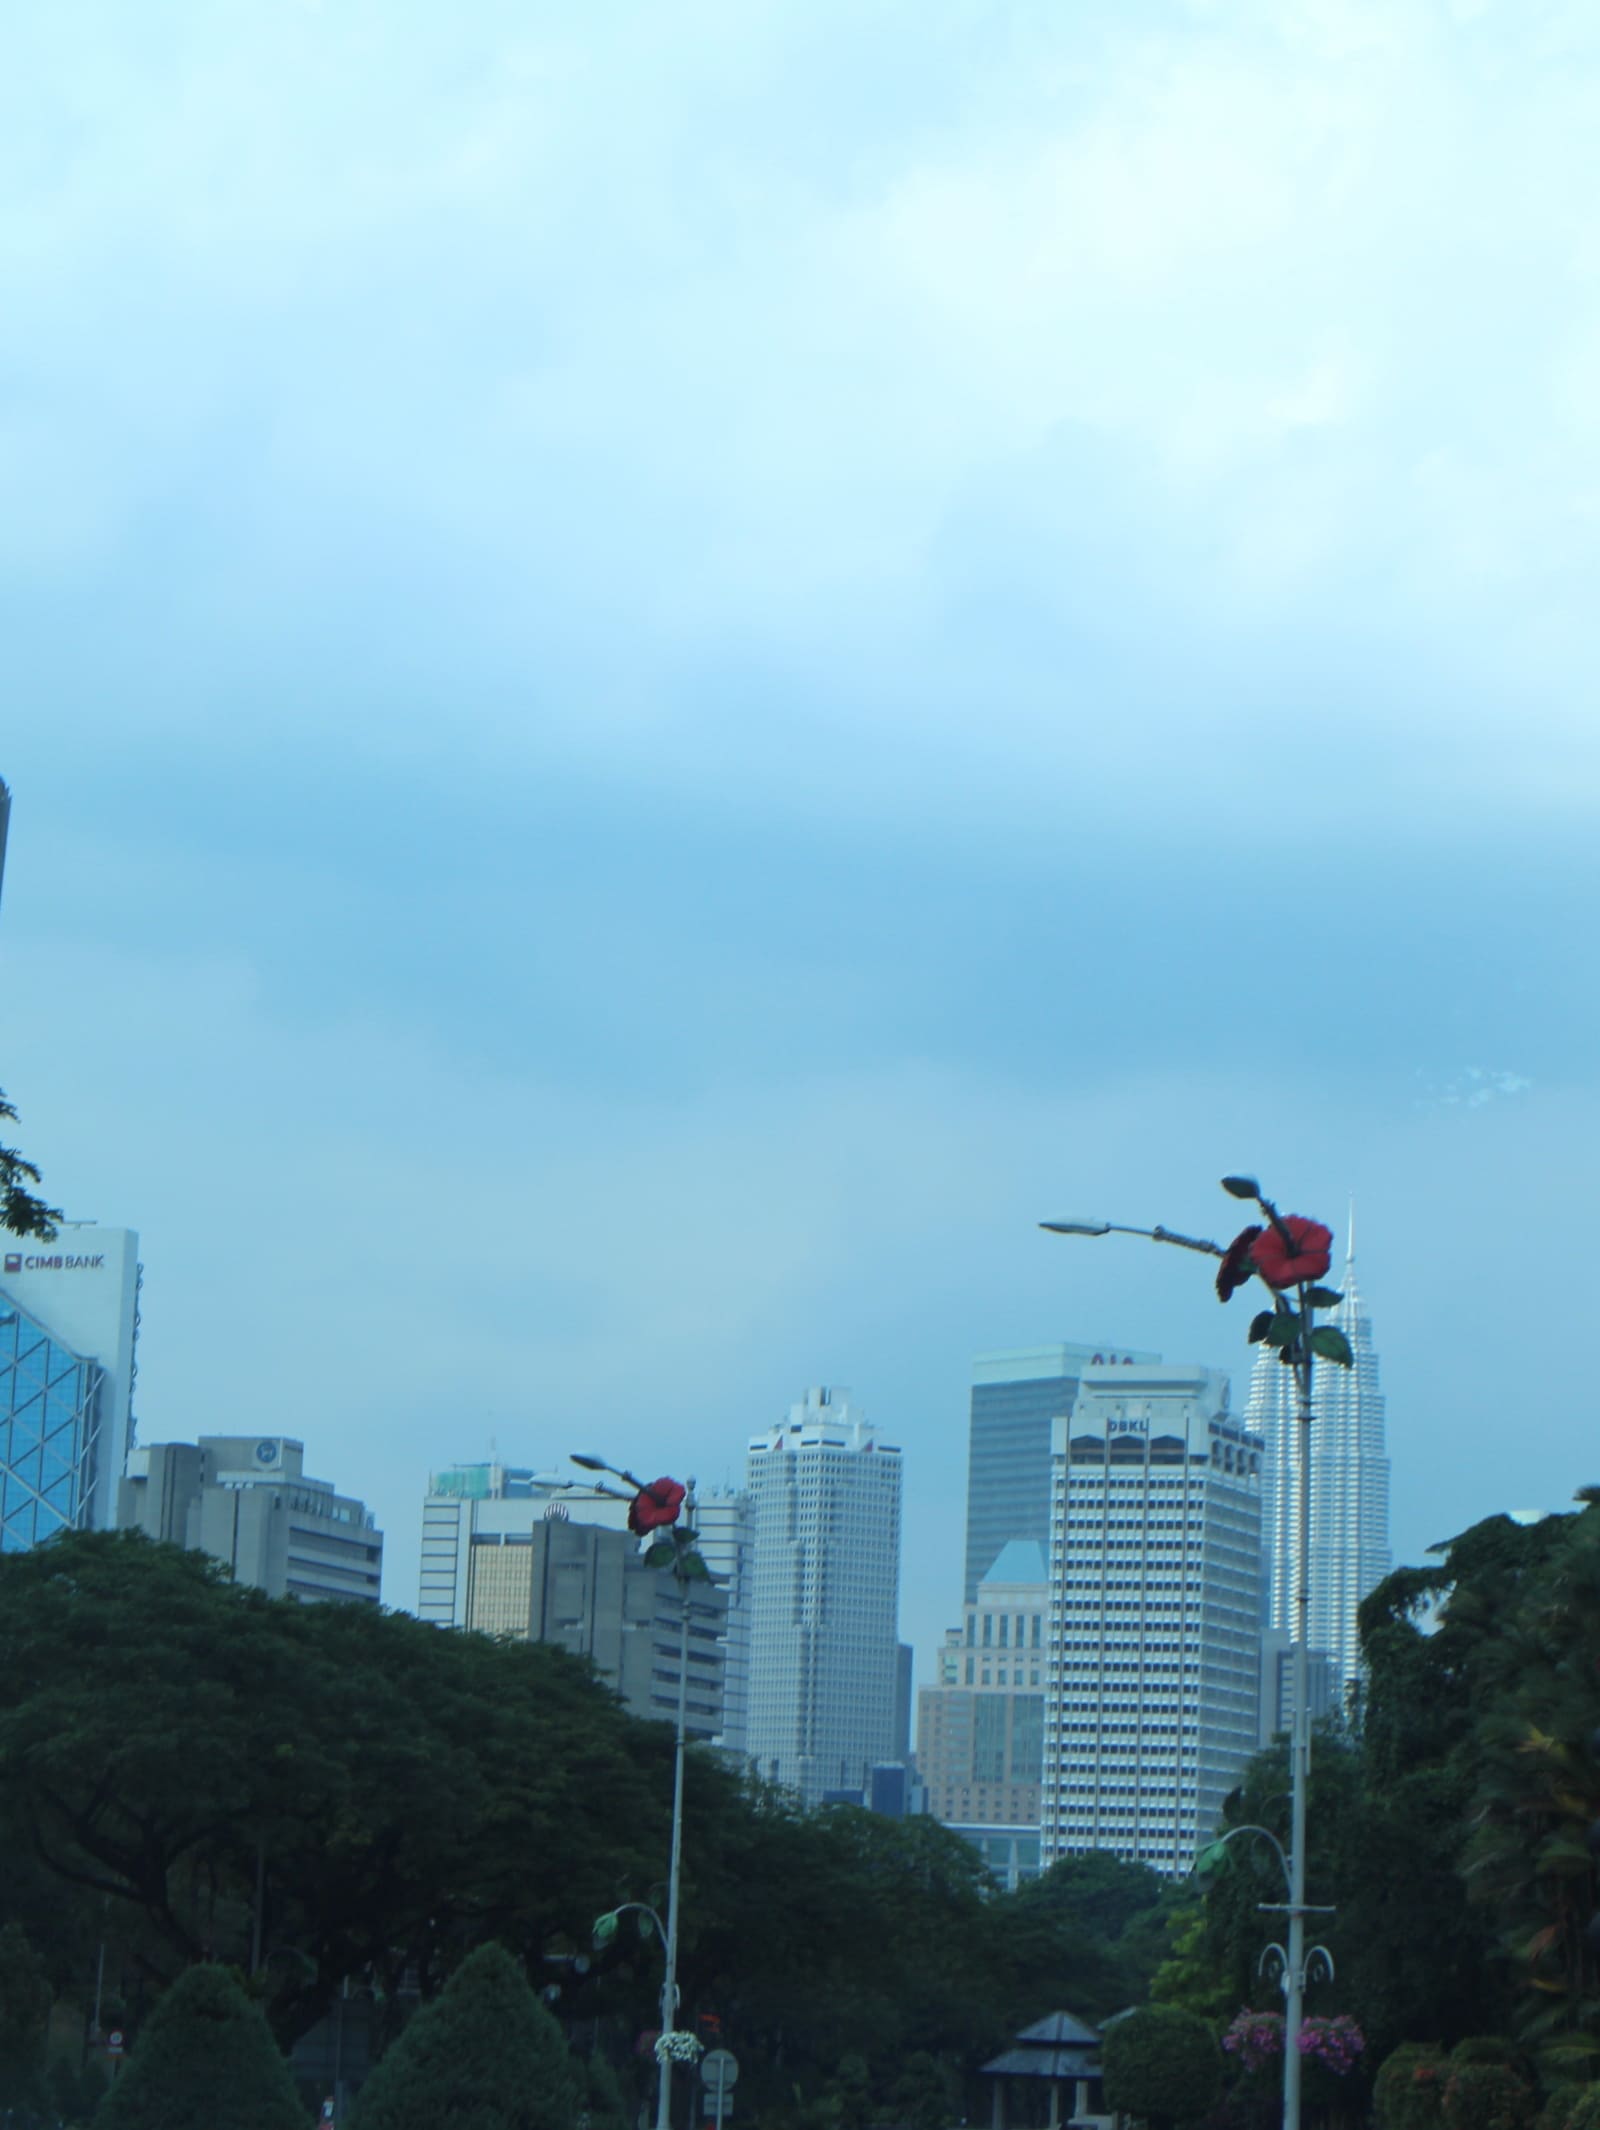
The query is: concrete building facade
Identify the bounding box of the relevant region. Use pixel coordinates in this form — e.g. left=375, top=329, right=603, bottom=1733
left=745, top=1386, right=903, bottom=1806
left=119, top=1436, right=383, bottom=1603
left=418, top=1464, right=727, bottom=1742
left=692, top=1486, right=753, bottom=1760
left=1042, top=1364, right=1263, bottom=1878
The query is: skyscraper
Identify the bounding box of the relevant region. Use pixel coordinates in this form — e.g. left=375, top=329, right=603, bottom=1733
left=1244, top=1237, right=1390, bottom=1703
left=1042, top=1363, right=1263, bottom=1877
left=0, top=1225, right=141, bottom=1543
left=745, top=1385, right=903, bottom=1806
left=965, top=1343, right=1160, bottom=1603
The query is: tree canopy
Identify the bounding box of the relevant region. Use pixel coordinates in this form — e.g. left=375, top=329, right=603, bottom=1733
left=0, top=1530, right=1162, bottom=2125
left=1170, top=1501, right=1600, bottom=2079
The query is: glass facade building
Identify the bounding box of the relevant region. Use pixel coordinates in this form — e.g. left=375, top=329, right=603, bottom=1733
left=0, top=1292, right=102, bottom=1550
left=965, top=1344, right=1159, bottom=1602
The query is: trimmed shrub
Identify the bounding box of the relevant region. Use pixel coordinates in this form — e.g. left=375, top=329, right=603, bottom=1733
left=1454, top=2041, right=1529, bottom=2072
left=350, top=1942, right=581, bottom=2130
left=92, top=1964, right=306, bottom=2130
left=1375, top=2044, right=1449, bottom=2130
left=1102, top=2005, right=1224, bottom=2130
left=1535, top=2086, right=1589, bottom=2130
left=1443, top=2063, right=1535, bottom=2130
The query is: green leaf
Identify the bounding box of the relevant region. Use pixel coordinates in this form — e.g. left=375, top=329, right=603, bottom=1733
left=1195, top=1839, right=1233, bottom=1877
left=1266, top=1314, right=1299, bottom=1347
left=1221, top=1176, right=1260, bottom=1200
left=644, top=1541, right=676, bottom=1569
left=1303, top=1286, right=1343, bottom=1309
left=676, top=1549, right=711, bottom=1579
left=1309, top=1326, right=1353, bottom=1367
left=1247, top=1312, right=1273, bottom=1345
left=592, top=1912, right=619, bottom=1949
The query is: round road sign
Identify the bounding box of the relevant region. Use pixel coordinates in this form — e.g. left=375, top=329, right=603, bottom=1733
left=701, top=2050, right=739, bottom=2090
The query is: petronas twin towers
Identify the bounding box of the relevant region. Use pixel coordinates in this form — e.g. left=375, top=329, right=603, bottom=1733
left=1244, top=1238, right=1391, bottom=1703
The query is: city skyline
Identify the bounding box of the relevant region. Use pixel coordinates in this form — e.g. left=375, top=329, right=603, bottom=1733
left=3, top=8, right=1594, bottom=1685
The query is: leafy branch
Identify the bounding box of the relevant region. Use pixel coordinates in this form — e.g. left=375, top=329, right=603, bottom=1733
left=0, top=1090, right=61, bottom=1241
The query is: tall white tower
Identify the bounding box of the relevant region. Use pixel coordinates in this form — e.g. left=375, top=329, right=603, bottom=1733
left=1245, top=1234, right=1390, bottom=1703
left=745, top=1386, right=903, bottom=1807
left=1041, top=1364, right=1263, bottom=1877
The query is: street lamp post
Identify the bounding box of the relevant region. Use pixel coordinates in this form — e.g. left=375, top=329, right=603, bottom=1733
left=573, top=1455, right=703, bottom=2130
left=1042, top=1191, right=1345, bottom=2130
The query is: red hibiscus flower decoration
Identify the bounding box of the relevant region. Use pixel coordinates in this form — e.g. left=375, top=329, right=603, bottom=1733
left=628, top=1477, right=687, bottom=1535
left=1216, top=1226, right=1264, bottom=1302
left=1249, top=1216, right=1333, bottom=1289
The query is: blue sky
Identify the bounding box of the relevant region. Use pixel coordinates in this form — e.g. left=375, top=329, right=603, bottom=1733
left=5, top=0, right=1599, bottom=1670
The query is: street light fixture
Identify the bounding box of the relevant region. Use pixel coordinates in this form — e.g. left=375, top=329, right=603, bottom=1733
left=571, top=1452, right=700, bottom=2130
left=1043, top=1192, right=1337, bottom=2130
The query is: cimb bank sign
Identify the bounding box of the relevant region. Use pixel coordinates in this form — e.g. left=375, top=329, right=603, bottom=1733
left=3, top=1251, right=108, bottom=1274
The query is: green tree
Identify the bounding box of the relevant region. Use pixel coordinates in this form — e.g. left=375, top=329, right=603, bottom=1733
left=1100, top=2005, right=1222, bottom=2130
left=92, top=1963, right=306, bottom=2130
left=0, top=1089, right=60, bottom=1238
left=350, top=1941, right=580, bottom=2130
left=0, top=1918, right=52, bottom=2111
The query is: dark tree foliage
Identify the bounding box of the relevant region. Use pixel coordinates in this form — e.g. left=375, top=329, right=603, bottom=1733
left=1181, top=1504, right=1600, bottom=2076
left=92, top=1964, right=306, bottom=2130
left=350, top=1942, right=579, bottom=2130
left=1442, top=2062, right=1537, bottom=2130
left=0, top=1089, right=61, bottom=1239
left=1101, top=2003, right=1223, bottom=2130
left=0, top=1530, right=1164, bottom=2122
left=0, top=1530, right=682, bottom=2045
left=0, top=1919, right=52, bottom=2112
left=1374, top=2044, right=1447, bottom=2130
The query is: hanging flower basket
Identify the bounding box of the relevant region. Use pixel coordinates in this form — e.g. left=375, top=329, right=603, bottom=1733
left=655, top=2031, right=704, bottom=2066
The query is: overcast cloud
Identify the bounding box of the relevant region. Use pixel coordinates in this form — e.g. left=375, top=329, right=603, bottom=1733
left=4, top=0, right=1597, bottom=1664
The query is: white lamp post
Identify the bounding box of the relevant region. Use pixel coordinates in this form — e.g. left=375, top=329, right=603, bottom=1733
left=574, top=1454, right=700, bottom=2130
left=1042, top=1190, right=1345, bottom=2130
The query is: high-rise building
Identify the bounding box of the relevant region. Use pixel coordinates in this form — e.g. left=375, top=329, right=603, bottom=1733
left=965, top=1343, right=1160, bottom=1603
left=119, top=1436, right=384, bottom=1603
left=1244, top=1238, right=1390, bottom=1704
left=418, top=1464, right=727, bottom=1741
left=745, top=1386, right=903, bottom=1807
left=917, top=1539, right=1049, bottom=1888
left=693, top=1487, right=753, bottom=1760
left=1042, top=1364, right=1263, bottom=1878
left=1, top=1225, right=141, bottom=1543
